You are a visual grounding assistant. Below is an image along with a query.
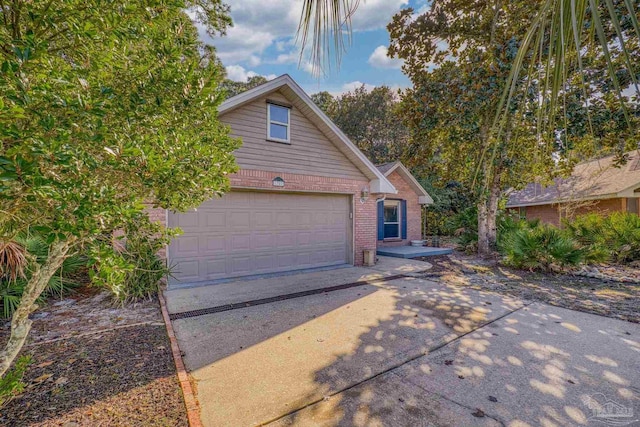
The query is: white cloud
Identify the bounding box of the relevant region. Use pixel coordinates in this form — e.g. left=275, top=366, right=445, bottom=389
left=325, top=81, right=377, bottom=96
left=247, top=55, right=262, bottom=67
left=350, top=0, right=409, bottom=31
left=368, top=45, right=403, bottom=69
left=225, top=65, right=276, bottom=82
left=196, top=0, right=409, bottom=66
left=274, top=51, right=298, bottom=64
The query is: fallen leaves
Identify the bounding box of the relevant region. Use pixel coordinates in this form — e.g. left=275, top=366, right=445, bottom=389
left=34, top=374, right=53, bottom=383
left=472, top=408, right=485, bottom=417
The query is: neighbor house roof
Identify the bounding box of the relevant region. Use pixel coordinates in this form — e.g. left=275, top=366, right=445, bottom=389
left=376, top=161, right=434, bottom=205
left=507, top=150, right=640, bottom=208
left=219, top=75, right=396, bottom=194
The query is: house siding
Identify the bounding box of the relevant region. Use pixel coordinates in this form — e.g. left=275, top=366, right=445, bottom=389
left=378, top=170, right=423, bottom=247
left=221, top=90, right=367, bottom=180
left=511, top=197, right=628, bottom=226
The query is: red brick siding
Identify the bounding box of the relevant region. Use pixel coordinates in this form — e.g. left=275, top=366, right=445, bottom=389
left=148, top=169, right=377, bottom=267
left=511, top=197, right=627, bottom=226
left=145, top=205, right=168, bottom=259
left=378, top=170, right=423, bottom=247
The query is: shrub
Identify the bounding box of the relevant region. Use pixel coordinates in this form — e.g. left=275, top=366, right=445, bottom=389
left=501, top=224, right=586, bottom=271
left=564, top=212, right=640, bottom=263
left=0, top=234, right=85, bottom=318
left=496, top=214, right=539, bottom=252
left=0, top=355, right=31, bottom=407
left=448, top=207, right=479, bottom=252
left=89, top=214, right=175, bottom=303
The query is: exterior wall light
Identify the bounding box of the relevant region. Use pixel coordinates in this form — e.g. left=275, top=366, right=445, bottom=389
left=360, top=187, right=370, bottom=204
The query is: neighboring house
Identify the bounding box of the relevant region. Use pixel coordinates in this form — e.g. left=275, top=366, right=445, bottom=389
left=507, top=151, right=640, bottom=226
left=376, top=161, right=433, bottom=247
left=149, top=75, right=432, bottom=288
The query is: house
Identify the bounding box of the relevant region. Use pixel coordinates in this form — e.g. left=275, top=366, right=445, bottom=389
left=507, top=151, right=640, bottom=226
left=150, top=75, right=432, bottom=288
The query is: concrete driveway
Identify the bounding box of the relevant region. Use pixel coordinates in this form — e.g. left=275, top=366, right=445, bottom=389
left=164, top=257, right=640, bottom=427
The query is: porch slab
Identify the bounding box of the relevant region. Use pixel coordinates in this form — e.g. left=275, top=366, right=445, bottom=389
left=377, top=245, right=453, bottom=258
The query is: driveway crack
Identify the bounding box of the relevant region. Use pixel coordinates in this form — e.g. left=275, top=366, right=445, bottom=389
left=388, top=370, right=506, bottom=426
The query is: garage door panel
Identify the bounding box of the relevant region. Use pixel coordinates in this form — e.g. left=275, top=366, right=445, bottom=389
left=253, top=212, right=273, bottom=228
left=204, top=211, right=226, bottom=228
left=231, top=256, right=253, bottom=274
left=200, top=234, right=226, bottom=253
left=171, top=236, right=199, bottom=257
left=297, top=232, right=312, bottom=246
left=229, top=211, right=251, bottom=228
left=253, top=254, right=277, bottom=270
left=172, top=260, right=200, bottom=282
left=276, top=232, right=296, bottom=247
left=205, top=259, right=226, bottom=277
left=173, top=211, right=199, bottom=229
left=231, top=234, right=251, bottom=250
left=168, top=191, right=351, bottom=286
left=253, top=232, right=274, bottom=249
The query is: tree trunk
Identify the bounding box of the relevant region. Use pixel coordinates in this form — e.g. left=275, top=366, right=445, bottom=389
left=486, top=178, right=501, bottom=251
left=477, top=199, right=490, bottom=255
left=0, top=238, right=75, bottom=378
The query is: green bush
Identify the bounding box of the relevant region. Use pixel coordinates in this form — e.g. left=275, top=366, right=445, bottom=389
left=496, top=214, right=539, bottom=252
left=0, top=234, right=85, bottom=318
left=0, top=355, right=31, bottom=407
left=448, top=207, right=479, bottom=252
left=500, top=224, right=586, bottom=271
left=564, top=212, right=640, bottom=263
left=89, top=214, right=174, bottom=303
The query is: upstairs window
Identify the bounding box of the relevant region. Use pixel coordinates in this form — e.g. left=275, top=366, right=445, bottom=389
left=267, top=103, right=290, bottom=143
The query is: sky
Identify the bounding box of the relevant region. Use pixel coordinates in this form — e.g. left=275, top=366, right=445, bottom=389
left=196, top=0, right=429, bottom=96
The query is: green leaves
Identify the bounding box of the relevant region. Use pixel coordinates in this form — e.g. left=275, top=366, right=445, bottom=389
left=0, top=0, right=238, bottom=252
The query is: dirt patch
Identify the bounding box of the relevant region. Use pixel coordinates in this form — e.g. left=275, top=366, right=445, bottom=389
left=0, top=287, right=187, bottom=426
left=414, top=252, right=640, bottom=323
left=1, top=324, right=187, bottom=427
left=0, top=287, right=162, bottom=345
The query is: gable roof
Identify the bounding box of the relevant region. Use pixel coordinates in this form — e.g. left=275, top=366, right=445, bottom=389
left=376, top=161, right=434, bottom=205
left=219, top=75, right=396, bottom=194
left=507, top=150, right=640, bottom=207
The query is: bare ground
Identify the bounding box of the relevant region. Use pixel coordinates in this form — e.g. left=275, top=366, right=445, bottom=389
left=0, top=288, right=187, bottom=427
left=415, top=253, right=640, bottom=323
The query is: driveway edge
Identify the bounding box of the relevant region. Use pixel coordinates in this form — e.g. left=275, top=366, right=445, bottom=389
left=159, top=290, right=203, bottom=427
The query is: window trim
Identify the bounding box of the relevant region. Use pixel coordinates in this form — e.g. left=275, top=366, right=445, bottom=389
left=267, top=103, right=290, bottom=143
left=383, top=199, right=401, bottom=240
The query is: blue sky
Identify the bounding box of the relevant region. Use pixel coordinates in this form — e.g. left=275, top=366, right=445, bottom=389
left=196, top=0, right=428, bottom=96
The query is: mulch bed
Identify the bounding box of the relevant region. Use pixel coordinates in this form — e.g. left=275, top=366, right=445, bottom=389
left=415, top=252, right=640, bottom=324
left=0, top=290, right=188, bottom=427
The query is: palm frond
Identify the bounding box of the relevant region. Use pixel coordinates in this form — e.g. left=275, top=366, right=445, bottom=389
left=495, top=0, right=640, bottom=158
left=296, top=0, right=360, bottom=75
left=0, top=241, right=27, bottom=282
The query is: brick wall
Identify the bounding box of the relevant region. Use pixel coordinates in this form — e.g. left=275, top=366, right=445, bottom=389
left=511, top=197, right=627, bottom=226
left=147, top=169, right=377, bottom=266
left=378, top=170, right=423, bottom=247
left=145, top=205, right=168, bottom=259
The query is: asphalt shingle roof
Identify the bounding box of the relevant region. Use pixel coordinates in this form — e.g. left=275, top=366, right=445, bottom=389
left=375, top=162, right=397, bottom=175
left=507, top=151, right=640, bottom=207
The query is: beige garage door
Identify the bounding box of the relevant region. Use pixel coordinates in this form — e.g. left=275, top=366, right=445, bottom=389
left=167, top=191, right=351, bottom=286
